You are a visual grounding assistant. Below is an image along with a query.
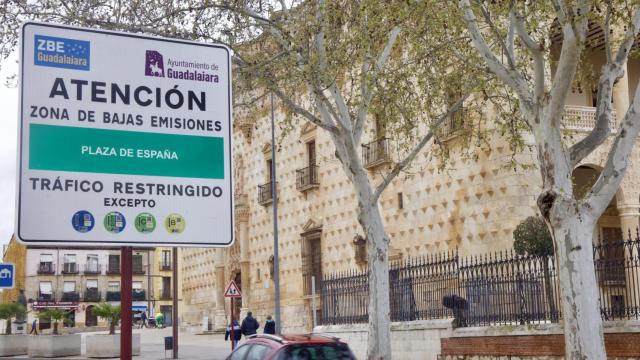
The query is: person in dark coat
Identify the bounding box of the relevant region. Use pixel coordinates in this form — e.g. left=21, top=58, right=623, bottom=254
left=263, top=315, right=276, bottom=334
left=240, top=311, right=260, bottom=336
left=141, top=312, right=147, bottom=328
left=225, top=319, right=241, bottom=349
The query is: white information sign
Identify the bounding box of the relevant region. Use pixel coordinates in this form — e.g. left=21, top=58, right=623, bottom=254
left=16, top=23, right=233, bottom=246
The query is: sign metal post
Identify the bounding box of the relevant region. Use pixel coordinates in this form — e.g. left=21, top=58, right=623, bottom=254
left=224, top=280, right=242, bottom=351
left=120, top=247, right=133, bottom=360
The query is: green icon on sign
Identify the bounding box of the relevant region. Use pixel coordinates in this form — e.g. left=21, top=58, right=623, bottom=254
left=134, top=213, right=156, bottom=233
left=165, top=214, right=186, bottom=234
left=104, top=212, right=126, bottom=234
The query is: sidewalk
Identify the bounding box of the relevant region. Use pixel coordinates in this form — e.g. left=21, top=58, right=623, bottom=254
left=9, top=327, right=232, bottom=359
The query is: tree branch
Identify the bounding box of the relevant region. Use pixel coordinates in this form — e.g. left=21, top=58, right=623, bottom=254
left=459, top=0, right=532, bottom=108
left=354, top=26, right=401, bottom=145
left=569, top=9, right=640, bottom=166
left=372, top=94, right=469, bottom=202
left=511, top=9, right=545, bottom=99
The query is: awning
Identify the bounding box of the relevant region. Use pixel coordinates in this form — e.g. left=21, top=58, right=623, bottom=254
left=132, top=301, right=147, bottom=311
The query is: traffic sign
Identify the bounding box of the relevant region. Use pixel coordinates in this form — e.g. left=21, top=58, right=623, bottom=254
left=16, top=23, right=233, bottom=247
left=0, top=263, right=15, bottom=289
left=224, top=280, right=242, bottom=298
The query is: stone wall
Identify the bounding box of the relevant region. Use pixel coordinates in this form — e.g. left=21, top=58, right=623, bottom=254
left=315, top=319, right=453, bottom=360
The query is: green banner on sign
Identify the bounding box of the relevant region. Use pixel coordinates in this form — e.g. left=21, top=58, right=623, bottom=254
left=29, top=124, right=224, bottom=179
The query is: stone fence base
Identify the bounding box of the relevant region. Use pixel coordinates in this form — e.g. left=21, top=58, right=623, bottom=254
left=315, top=320, right=640, bottom=359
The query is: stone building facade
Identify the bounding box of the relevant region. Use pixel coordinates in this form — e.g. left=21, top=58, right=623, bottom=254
left=180, top=49, right=640, bottom=333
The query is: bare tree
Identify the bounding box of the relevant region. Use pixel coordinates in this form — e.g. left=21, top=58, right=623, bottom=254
left=1, top=1, right=486, bottom=358
left=458, top=1, right=640, bottom=358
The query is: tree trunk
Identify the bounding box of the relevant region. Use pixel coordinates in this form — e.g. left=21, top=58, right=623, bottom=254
left=53, top=322, right=58, bottom=335
left=5, top=318, right=11, bottom=335
left=356, top=191, right=391, bottom=360
left=110, top=321, right=115, bottom=335
left=551, top=212, right=606, bottom=359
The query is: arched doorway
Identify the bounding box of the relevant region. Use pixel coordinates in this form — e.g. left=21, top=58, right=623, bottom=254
left=85, top=305, right=97, bottom=327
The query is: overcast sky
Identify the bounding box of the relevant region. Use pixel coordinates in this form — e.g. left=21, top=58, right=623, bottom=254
left=0, top=53, right=19, bottom=246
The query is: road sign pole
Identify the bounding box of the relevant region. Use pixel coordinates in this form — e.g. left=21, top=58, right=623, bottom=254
left=120, top=247, right=133, bottom=360
left=270, top=91, right=282, bottom=334
left=230, top=299, right=234, bottom=351
left=172, top=247, right=178, bottom=359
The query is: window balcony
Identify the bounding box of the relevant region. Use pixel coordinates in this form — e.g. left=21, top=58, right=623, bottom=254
left=362, top=138, right=391, bottom=169
left=563, top=105, right=617, bottom=132
left=159, top=291, right=172, bottom=300
left=133, top=267, right=145, bottom=275
left=258, top=182, right=276, bottom=206
left=439, top=110, right=466, bottom=139
left=61, top=263, right=79, bottom=274
left=296, top=165, right=319, bottom=192
left=61, top=291, right=80, bottom=302
left=37, top=292, right=55, bottom=302
left=84, top=290, right=101, bottom=302
left=106, top=291, right=121, bottom=301
left=106, top=266, right=120, bottom=275
left=83, top=264, right=102, bottom=275
left=132, top=290, right=146, bottom=301
left=159, top=262, right=172, bottom=271
left=37, top=263, right=56, bottom=275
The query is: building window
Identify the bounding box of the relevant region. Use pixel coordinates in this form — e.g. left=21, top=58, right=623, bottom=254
left=107, top=281, right=120, bottom=301
left=296, top=140, right=319, bottom=191
left=161, top=250, right=171, bottom=270
left=39, top=281, right=53, bottom=301
left=108, top=255, right=120, bottom=274
left=63, top=282, right=75, bottom=292
left=397, top=192, right=404, bottom=209
left=108, top=281, right=120, bottom=292
left=86, top=280, right=98, bottom=289
left=133, top=281, right=145, bottom=300
left=62, top=281, right=78, bottom=301
left=63, top=254, right=77, bottom=273
left=161, top=277, right=171, bottom=299
left=38, top=254, right=55, bottom=274
left=133, top=255, right=144, bottom=274
left=301, top=230, right=322, bottom=295
left=307, top=140, right=316, bottom=166
left=86, top=254, right=99, bottom=274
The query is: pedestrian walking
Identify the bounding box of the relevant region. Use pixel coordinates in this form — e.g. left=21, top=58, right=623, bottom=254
left=29, top=318, right=38, bottom=335
left=225, top=319, right=241, bottom=350
left=141, top=311, right=147, bottom=328
left=240, top=311, right=260, bottom=336
left=263, top=315, right=276, bottom=334
left=155, top=312, right=164, bottom=328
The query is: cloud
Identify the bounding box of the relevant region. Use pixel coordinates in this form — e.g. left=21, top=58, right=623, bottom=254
left=0, top=54, right=19, bottom=245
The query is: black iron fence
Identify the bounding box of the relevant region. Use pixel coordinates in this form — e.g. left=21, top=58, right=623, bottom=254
left=320, top=231, right=640, bottom=327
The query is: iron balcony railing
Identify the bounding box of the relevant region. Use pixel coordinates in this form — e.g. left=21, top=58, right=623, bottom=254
left=159, top=262, right=172, bottom=271
left=61, top=291, right=80, bottom=302
left=320, top=228, right=640, bottom=327
left=106, top=265, right=120, bottom=275
left=37, top=291, right=55, bottom=301
left=133, top=266, right=145, bottom=275
left=84, top=290, right=101, bottom=302
left=362, top=138, right=391, bottom=168
left=83, top=264, right=102, bottom=275
left=37, top=263, right=56, bottom=275
left=132, top=290, right=146, bottom=301
left=440, top=109, right=465, bottom=139
left=106, top=291, right=120, bottom=301
left=160, top=291, right=172, bottom=300
left=258, top=182, right=276, bottom=205
left=296, top=165, right=319, bottom=191
left=61, top=263, right=79, bottom=274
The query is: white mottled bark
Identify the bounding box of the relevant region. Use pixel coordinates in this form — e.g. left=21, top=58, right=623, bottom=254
left=549, top=204, right=604, bottom=359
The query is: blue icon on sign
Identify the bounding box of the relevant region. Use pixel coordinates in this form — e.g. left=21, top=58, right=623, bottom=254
left=0, top=263, right=15, bottom=289
left=72, top=210, right=95, bottom=233
left=34, top=34, right=90, bottom=71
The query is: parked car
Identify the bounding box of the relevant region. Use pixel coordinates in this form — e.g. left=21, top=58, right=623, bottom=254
left=226, top=334, right=356, bottom=360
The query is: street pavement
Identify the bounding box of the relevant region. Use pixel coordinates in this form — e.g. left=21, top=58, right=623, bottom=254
left=7, top=327, right=233, bottom=360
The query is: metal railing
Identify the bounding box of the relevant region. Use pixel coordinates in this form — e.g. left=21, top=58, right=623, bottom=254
left=362, top=138, right=391, bottom=168
left=159, top=291, right=172, bottom=300
left=37, top=291, right=55, bottom=301
left=106, top=266, right=120, bottom=275
left=61, top=263, right=79, bottom=274
left=440, top=109, right=465, bottom=139
left=320, top=230, right=640, bottom=327
left=83, top=290, right=101, bottom=302
left=258, top=182, right=275, bottom=205
left=60, top=291, right=80, bottom=302
left=159, top=262, right=172, bottom=271
left=132, top=290, right=146, bottom=301
left=296, top=165, right=319, bottom=191
left=106, top=291, right=121, bottom=301
left=37, top=263, right=56, bottom=274
left=83, top=264, right=102, bottom=275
